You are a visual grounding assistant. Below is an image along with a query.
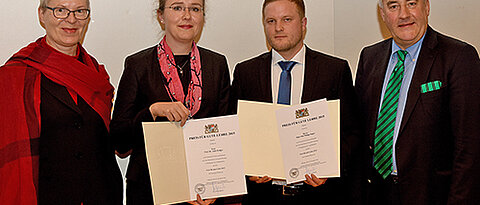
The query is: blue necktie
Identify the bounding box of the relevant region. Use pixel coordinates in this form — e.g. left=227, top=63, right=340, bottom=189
left=277, top=61, right=297, bottom=105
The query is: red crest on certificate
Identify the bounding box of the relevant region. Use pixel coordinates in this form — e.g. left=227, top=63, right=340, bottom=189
left=295, top=108, right=310, bottom=119
left=204, top=124, right=219, bottom=134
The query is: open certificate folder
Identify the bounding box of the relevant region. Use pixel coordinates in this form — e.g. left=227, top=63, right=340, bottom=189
left=238, top=99, right=340, bottom=184
left=142, top=115, right=247, bottom=205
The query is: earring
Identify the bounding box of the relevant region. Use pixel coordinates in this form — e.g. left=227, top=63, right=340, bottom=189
left=160, top=19, right=164, bottom=23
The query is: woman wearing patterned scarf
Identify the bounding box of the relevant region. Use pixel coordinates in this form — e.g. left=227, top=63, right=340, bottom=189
left=0, top=0, right=123, bottom=204
left=110, top=0, right=230, bottom=204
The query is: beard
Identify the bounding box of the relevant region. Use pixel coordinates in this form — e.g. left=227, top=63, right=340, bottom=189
left=267, top=32, right=303, bottom=53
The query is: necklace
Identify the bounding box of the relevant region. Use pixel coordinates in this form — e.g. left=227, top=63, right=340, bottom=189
left=176, top=58, right=189, bottom=76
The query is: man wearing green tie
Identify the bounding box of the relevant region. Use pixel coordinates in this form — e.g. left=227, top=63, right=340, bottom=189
left=355, top=0, right=480, bottom=204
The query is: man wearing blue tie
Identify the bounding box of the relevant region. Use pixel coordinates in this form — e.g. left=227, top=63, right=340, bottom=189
left=230, top=0, right=360, bottom=204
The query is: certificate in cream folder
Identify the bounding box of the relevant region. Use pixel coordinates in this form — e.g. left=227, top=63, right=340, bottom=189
left=142, top=115, right=247, bottom=205
left=238, top=100, right=340, bottom=183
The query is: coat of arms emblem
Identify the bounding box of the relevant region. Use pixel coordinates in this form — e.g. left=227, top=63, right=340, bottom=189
left=295, top=108, right=310, bottom=119
left=204, top=124, right=219, bottom=134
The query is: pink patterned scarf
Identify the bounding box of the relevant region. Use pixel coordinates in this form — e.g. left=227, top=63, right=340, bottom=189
left=157, top=37, right=202, bottom=116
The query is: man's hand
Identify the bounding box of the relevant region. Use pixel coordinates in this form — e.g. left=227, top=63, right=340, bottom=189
left=248, top=176, right=273, bottom=184
left=187, top=194, right=216, bottom=205
left=304, top=174, right=327, bottom=187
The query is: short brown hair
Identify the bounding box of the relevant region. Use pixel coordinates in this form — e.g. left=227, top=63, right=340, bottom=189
left=262, top=0, right=305, bottom=18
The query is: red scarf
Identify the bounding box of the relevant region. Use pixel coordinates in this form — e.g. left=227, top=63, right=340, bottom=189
left=157, top=37, right=202, bottom=116
left=0, top=37, right=114, bottom=204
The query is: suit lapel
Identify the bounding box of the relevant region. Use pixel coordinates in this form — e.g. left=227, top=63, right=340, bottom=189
left=41, top=75, right=81, bottom=114
left=369, top=40, right=392, bottom=143
left=260, top=52, right=273, bottom=103
left=301, top=47, right=318, bottom=103
left=399, top=27, right=437, bottom=134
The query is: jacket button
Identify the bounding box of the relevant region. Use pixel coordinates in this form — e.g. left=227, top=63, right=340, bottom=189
left=75, top=152, right=84, bottom=159
left=392, top=176, right=399, bottom=184
left=74, top=121, right=82, bottom=129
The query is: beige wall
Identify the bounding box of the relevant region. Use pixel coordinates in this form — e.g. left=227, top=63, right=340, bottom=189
left=1, top=0, right=479, bottom=84
left=1, top=1, right=478, bottom=202
left=0, top=0, right=334, bottom=88
left=201, top=0, right=334, bottom=72
left=334, top=0, right=480, bottom=77
left=0, top=0, right=480, bottom=86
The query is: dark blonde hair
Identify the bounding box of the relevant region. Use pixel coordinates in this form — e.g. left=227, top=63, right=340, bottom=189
left=262, top=0, right=305, bottom=18
left=157, top=0, right=205, bottom=14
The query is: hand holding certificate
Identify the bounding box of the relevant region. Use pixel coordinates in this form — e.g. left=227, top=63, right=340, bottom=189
left=142, top=115, right=247, bottom=204
left=276, top=99, right=339, bottom=184
left=238, top=99, right=339, bottom=184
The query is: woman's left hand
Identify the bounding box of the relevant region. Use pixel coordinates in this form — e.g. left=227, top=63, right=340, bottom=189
left=187, top=194, right=216, bottom=205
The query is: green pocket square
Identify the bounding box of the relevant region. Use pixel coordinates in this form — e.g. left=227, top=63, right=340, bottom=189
left=421, top=80, right=442, bottom=93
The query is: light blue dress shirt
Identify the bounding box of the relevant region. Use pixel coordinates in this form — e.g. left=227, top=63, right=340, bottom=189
left=378, top=33, right=426, bottom=175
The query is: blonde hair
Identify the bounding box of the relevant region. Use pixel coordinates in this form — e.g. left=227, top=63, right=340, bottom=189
left=263, top=0, right=305, bottom=18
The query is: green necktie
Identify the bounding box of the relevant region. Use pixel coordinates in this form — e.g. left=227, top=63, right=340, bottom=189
left=374, top=50, right=408, bottom=179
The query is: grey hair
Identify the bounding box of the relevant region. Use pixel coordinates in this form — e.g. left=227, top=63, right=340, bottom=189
left=378, top=0, right=426, bottom=9
left=378, top=0, right=383, bottom=9
left=39, top=0, right=90, bottom=9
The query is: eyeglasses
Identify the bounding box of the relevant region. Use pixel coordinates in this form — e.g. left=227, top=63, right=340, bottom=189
left=45, top=7, right=90, bottom=20
left=166, top=5, right=203, bottom=14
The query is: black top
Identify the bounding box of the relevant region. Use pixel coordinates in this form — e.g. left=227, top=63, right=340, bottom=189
left=110, top=46, right=230, bottom=204
left=38, top=75, right=123, bottom=205
left=173, top=54, right=191, bottom=95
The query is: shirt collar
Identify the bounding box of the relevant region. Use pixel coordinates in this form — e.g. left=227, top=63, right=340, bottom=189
left=272, top=44, right=305, bottom=66
left=391, top=30, right=427, bottom=60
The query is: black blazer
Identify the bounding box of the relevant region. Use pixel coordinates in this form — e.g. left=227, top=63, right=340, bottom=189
left=355, top=26, right=480, bottom=204
left=38, top=75, right=123, bottom=205
left=230, top=46, right=360, bottom=204
left=110, top=45, right=230, bottom=187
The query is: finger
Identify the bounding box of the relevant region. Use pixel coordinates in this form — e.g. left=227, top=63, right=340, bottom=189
left=256, top=176, right=266, bottom=183
left=304, top=174, right=314, bottom=186
left=180, top=115, right=188, bottom=126
left=304, top=175, right=320, bottom=187
left=178, top=102, right=190, bottom=116
left=304, top=174, right=326, bottom=187
left=173, top=102, right=190, bottom=118
left=257, top=176, right=272, bottom=183
left=150, top=102, right=168, bottom=117
left=165, top=111, right=175, bottom=122
left=196, top=194, right=206, bottom=205
left=171, top=103, right=189, bottom=126
left=170, top=108, right=183, bottom=122
left=149, top=103, right=158, bottom=120
left=249, top=176, right=260, bottom=182
left=265, top=176, right=273, bottom=182
left=311, top=174, right=327, bottom=185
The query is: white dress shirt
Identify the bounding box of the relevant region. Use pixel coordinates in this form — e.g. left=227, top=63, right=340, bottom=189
left=271, top=45, right=306, bottom=105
